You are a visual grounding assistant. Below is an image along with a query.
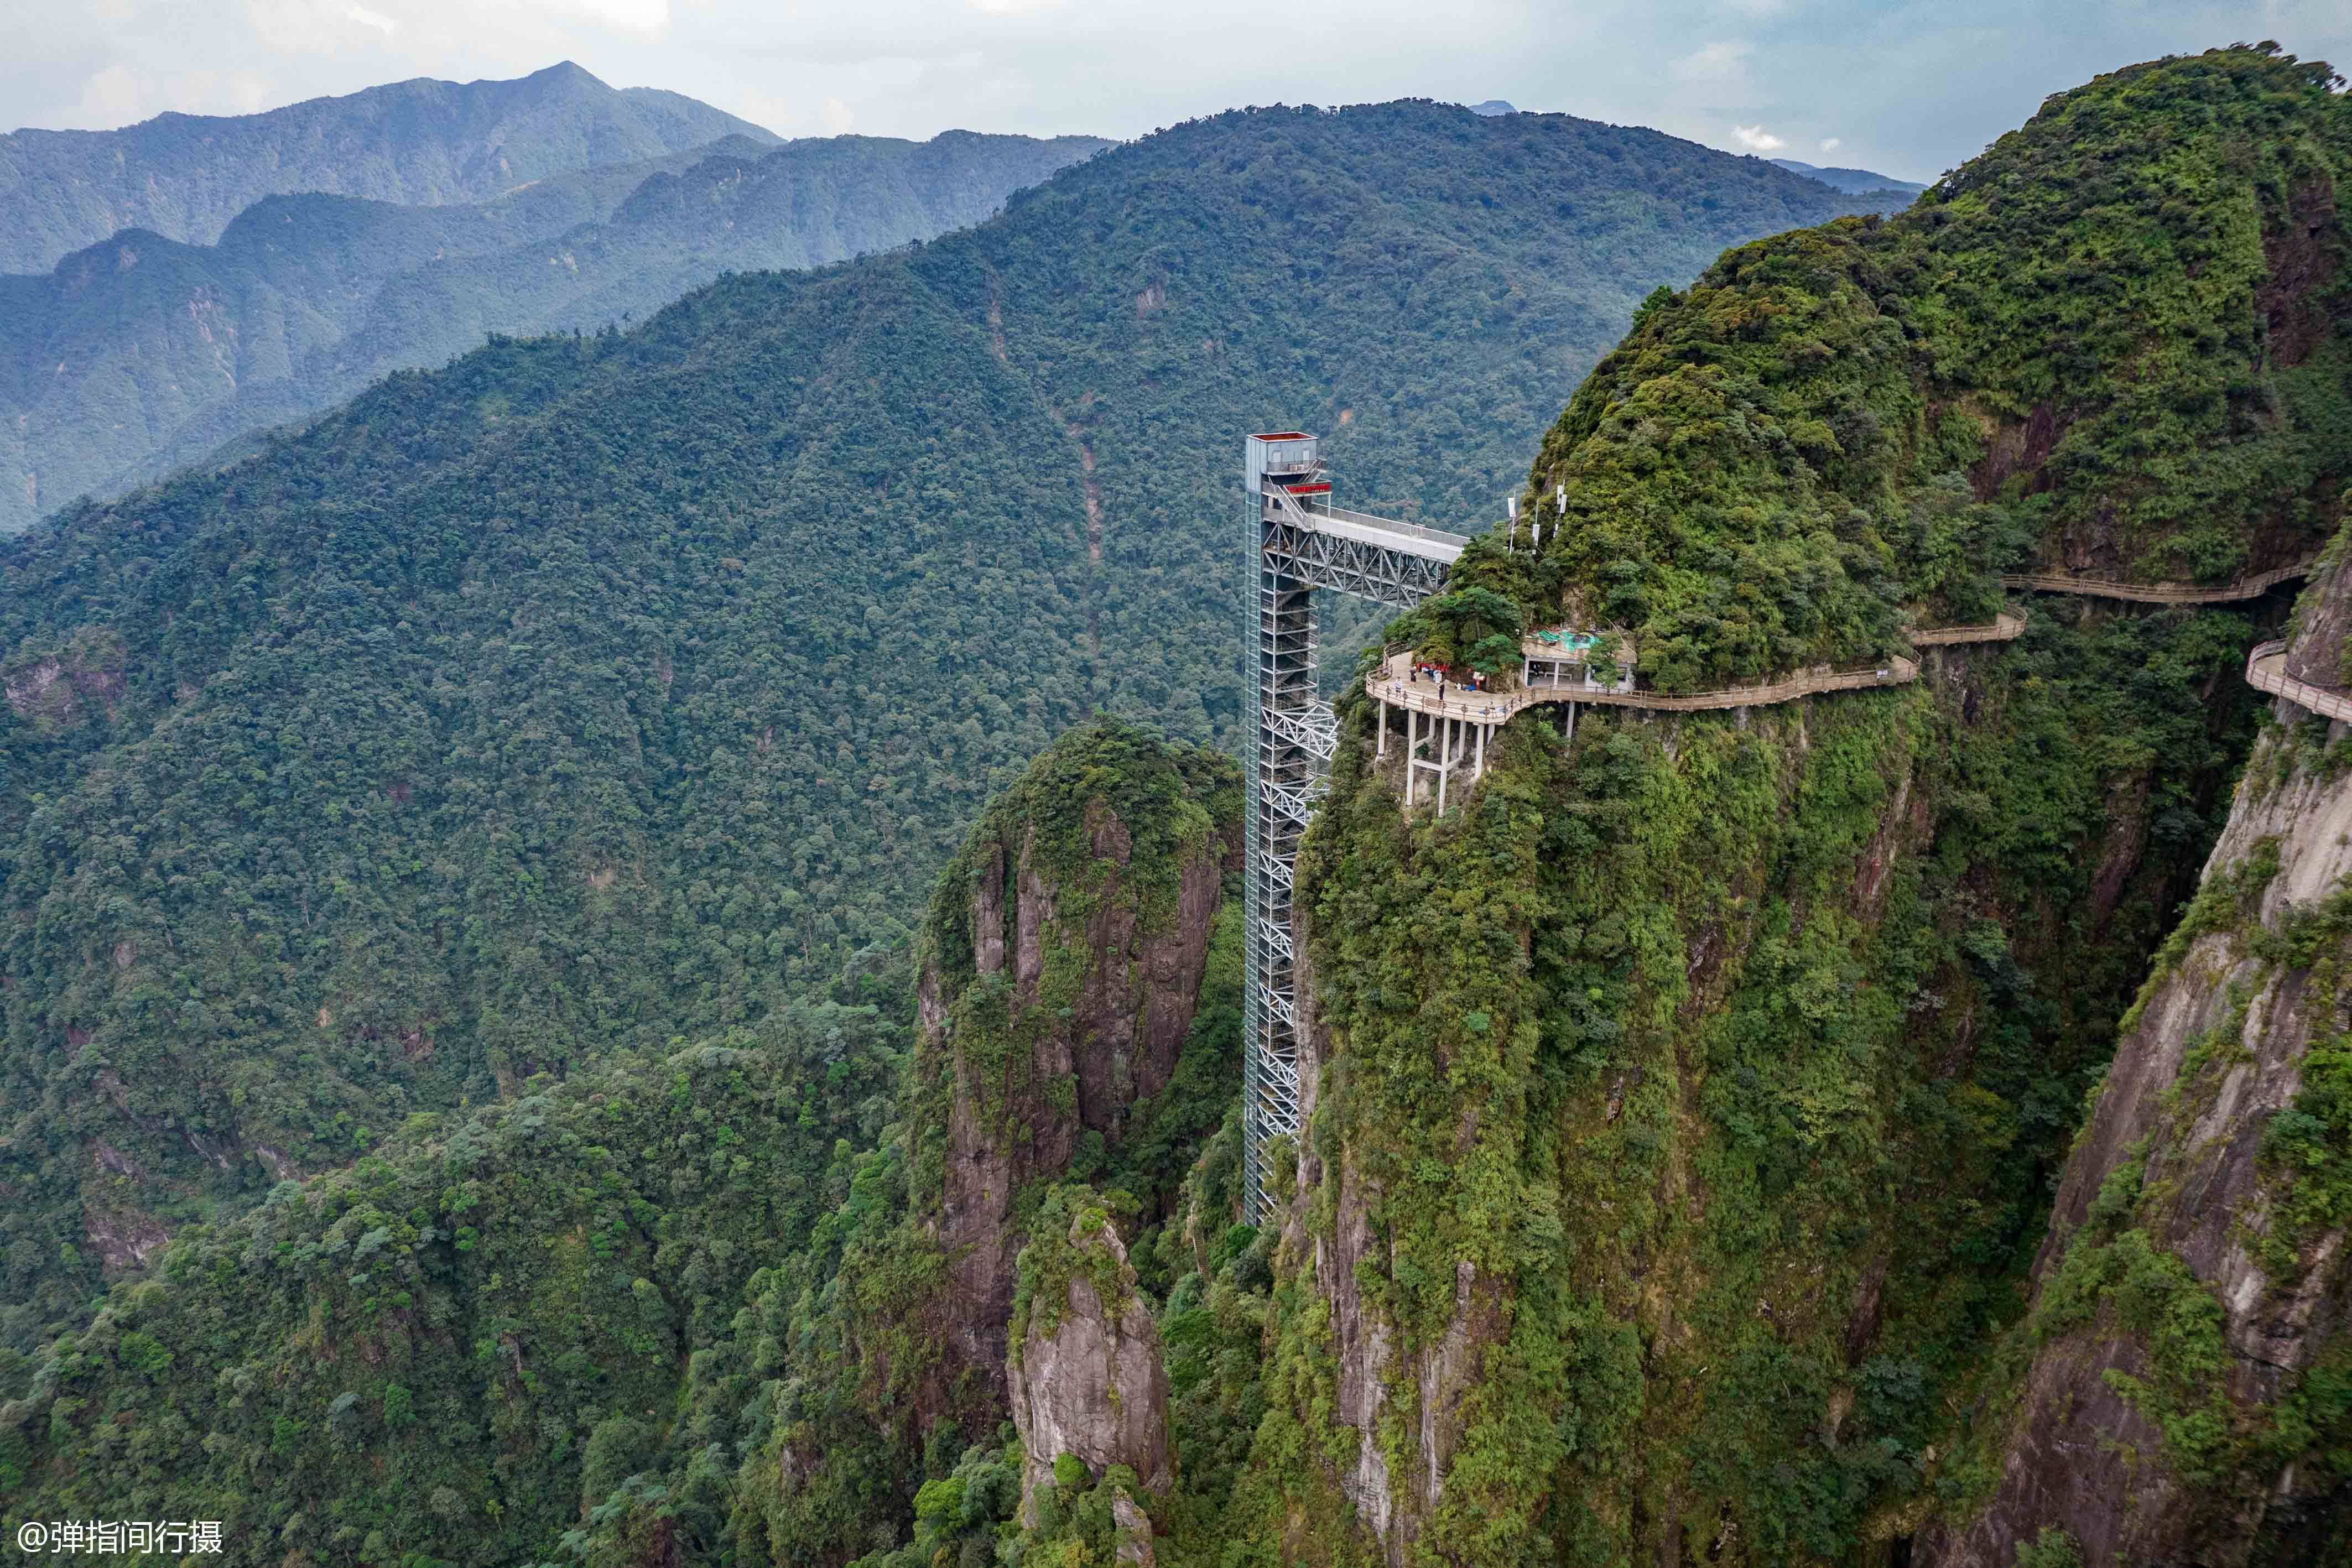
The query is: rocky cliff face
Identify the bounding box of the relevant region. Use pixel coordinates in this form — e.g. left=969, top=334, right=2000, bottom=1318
left=1924, top=545, right=2352, bottom=1568
left=1009, top=1189, right=1175, bottom=1533
left=907, top=721, right=1239, bottom=1426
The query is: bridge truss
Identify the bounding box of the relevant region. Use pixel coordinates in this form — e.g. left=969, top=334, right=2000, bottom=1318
left=1241, top=434, right=1468, bottom=1220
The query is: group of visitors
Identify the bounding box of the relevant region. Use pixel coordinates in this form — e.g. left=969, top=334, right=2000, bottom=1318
left=1407, top=662, right=1490, bottom=700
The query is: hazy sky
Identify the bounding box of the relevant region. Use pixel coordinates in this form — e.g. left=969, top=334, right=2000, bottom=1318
left=3, top=0, right=2345, bottom=182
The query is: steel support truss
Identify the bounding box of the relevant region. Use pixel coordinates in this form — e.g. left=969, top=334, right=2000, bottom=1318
left=1241, top=456, right=1469, bottom=1221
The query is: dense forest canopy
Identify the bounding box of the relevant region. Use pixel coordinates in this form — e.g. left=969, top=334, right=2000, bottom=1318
left=1, top=43, right=2346, bottom=1568
left=0, top=97, right=1893, bottom=1347
left=1419, top=46, right=2352, bottom=692
left=0, top=721, right=1245, bottom=1568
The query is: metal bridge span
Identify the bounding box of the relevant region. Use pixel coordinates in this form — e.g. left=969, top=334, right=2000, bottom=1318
left=1242, top=433, right=1467, bottom=1220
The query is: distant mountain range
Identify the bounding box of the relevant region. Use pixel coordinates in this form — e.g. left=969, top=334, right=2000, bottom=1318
left=0, top=126, right=1107, bottom=532
left=1770, top=155, right=1927, bottom=193
left=0, top=61, right=776, bottom=275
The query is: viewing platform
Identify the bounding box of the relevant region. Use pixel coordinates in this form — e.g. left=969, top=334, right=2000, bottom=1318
left=1371, top=610, right=2026, bottom=813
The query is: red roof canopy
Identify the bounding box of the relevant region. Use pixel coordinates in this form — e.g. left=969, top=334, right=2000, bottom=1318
left=1252, top=431, right=1312, bottom=441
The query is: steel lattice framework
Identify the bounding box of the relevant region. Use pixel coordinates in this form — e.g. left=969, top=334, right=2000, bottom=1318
left=1241, top=435, right=1469, bottom=1220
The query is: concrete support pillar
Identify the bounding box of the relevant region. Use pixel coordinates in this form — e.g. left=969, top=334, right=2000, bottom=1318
left=1437, top=722, right=1450, bottom=817
left=1377, top=698, right=1388, bottom=758
left=1473, top=720, right=1486, bottom=782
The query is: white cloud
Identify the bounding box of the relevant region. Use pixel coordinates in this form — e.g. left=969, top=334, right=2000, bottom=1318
left=819, top=95, right=854, bottom=134
left=1732, top=124, right=1785, bottom=151
left=1819, top=136, right=1840, bottom=152
left=511, top=0, right=671, bottom=34
left=245, top=0, right=390, bottom=54
left=75, top=65, right=145, bottom=124
left=1671, top=40, right=1747, bottom=83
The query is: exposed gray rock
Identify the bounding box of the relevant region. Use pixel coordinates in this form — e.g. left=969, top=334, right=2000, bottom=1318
left=1009, top=1206, right=1173, bottom=1529
left=920, top=806, right=1226, bottom=1420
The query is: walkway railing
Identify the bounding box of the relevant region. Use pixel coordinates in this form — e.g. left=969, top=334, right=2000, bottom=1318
left=1914, top=610, right=2028, bottom=645
left=1305, top=501, right=1473, bottom=556
left=2245, top=639, right=2352, bottom=723
left=2002, top=559, right=2314, bottom=604
left=1370, top=648, right=1923, bottom=725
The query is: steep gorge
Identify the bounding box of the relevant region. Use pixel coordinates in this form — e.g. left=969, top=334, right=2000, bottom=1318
left=1923, top=536, right=2352, bottom=1566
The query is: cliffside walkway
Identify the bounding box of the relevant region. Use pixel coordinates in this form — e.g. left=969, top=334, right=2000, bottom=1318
left=1915, top=609, right=2030, bottom=645
left=2246, top=639, right=2352, bottom=724
left=1370, top=610, right=2026, bottom=813
left=2001, top=559, right=2314, bottom=604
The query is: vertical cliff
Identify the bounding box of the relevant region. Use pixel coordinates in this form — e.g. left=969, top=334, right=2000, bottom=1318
left=1924, top=536, right=2352, bottom=1567
left=1009, top=1185, right=1175, bottom=1528
left=908, top=721, right=1240, bottom=1426
left=1242, top=623, right=2259, bottom=1564
left=733, top=718, right=1241, bottom=1567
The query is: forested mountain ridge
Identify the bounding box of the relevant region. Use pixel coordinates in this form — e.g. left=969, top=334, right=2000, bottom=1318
left=1769, top=157, right=1926, bottom=195
left=0, top=61, right=774, bottom=275
left=0, top=97, right=1896, bottom=1348
left=1221, top=45, right=2349, bottom=1564
left=1458, top=44, right=2352, bottom=692
left=3, top=48, right=2348, bottom=1568
left=0, top=127, right=1110, bottom=533
left=0, top=721, right=1242, bottom=1568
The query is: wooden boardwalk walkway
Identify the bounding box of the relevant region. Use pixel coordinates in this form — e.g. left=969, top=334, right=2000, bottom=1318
left=1370, top=648, right=1923, bottom=728
left=2246, top=639, right=2352, bottom=724
left=1371, top=610, right=2037, bottom=813
left=1914, top=609, right=2028, bottom=645
left=1371, top=610, right=2026, bottom=734
left=2002, top=559, right=2314, bottom=604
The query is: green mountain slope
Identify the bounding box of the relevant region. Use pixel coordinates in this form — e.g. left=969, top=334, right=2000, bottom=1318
left=0, top=994, right=913, bottom=1565
left=1219, top=44, right=2349, bottom=1565
left=0, top=98, right=1893, bottom=1348
left=1484, top=44, right=2352, bottom=691
left=4, top=49, right=2346, bottom=1568
left=0, top=720, right=1233, bottom=1568
left=0, top=61, right=775, bottom=275
left=0, top=129, right=1110, bottom=532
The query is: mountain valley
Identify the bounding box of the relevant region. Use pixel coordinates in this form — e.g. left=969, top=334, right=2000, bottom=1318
left=0, top=38, right=2345, bottom=1568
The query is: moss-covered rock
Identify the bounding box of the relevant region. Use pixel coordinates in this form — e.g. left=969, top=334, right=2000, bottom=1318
left=1464, top=45, right=2352, bottom=694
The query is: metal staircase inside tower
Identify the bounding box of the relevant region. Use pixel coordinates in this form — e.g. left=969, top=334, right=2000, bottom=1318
left=1241, top=433, right=1469, bottom=1220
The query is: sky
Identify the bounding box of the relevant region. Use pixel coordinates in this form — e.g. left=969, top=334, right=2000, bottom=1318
left=1, top=0, right=2345, bottom=183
